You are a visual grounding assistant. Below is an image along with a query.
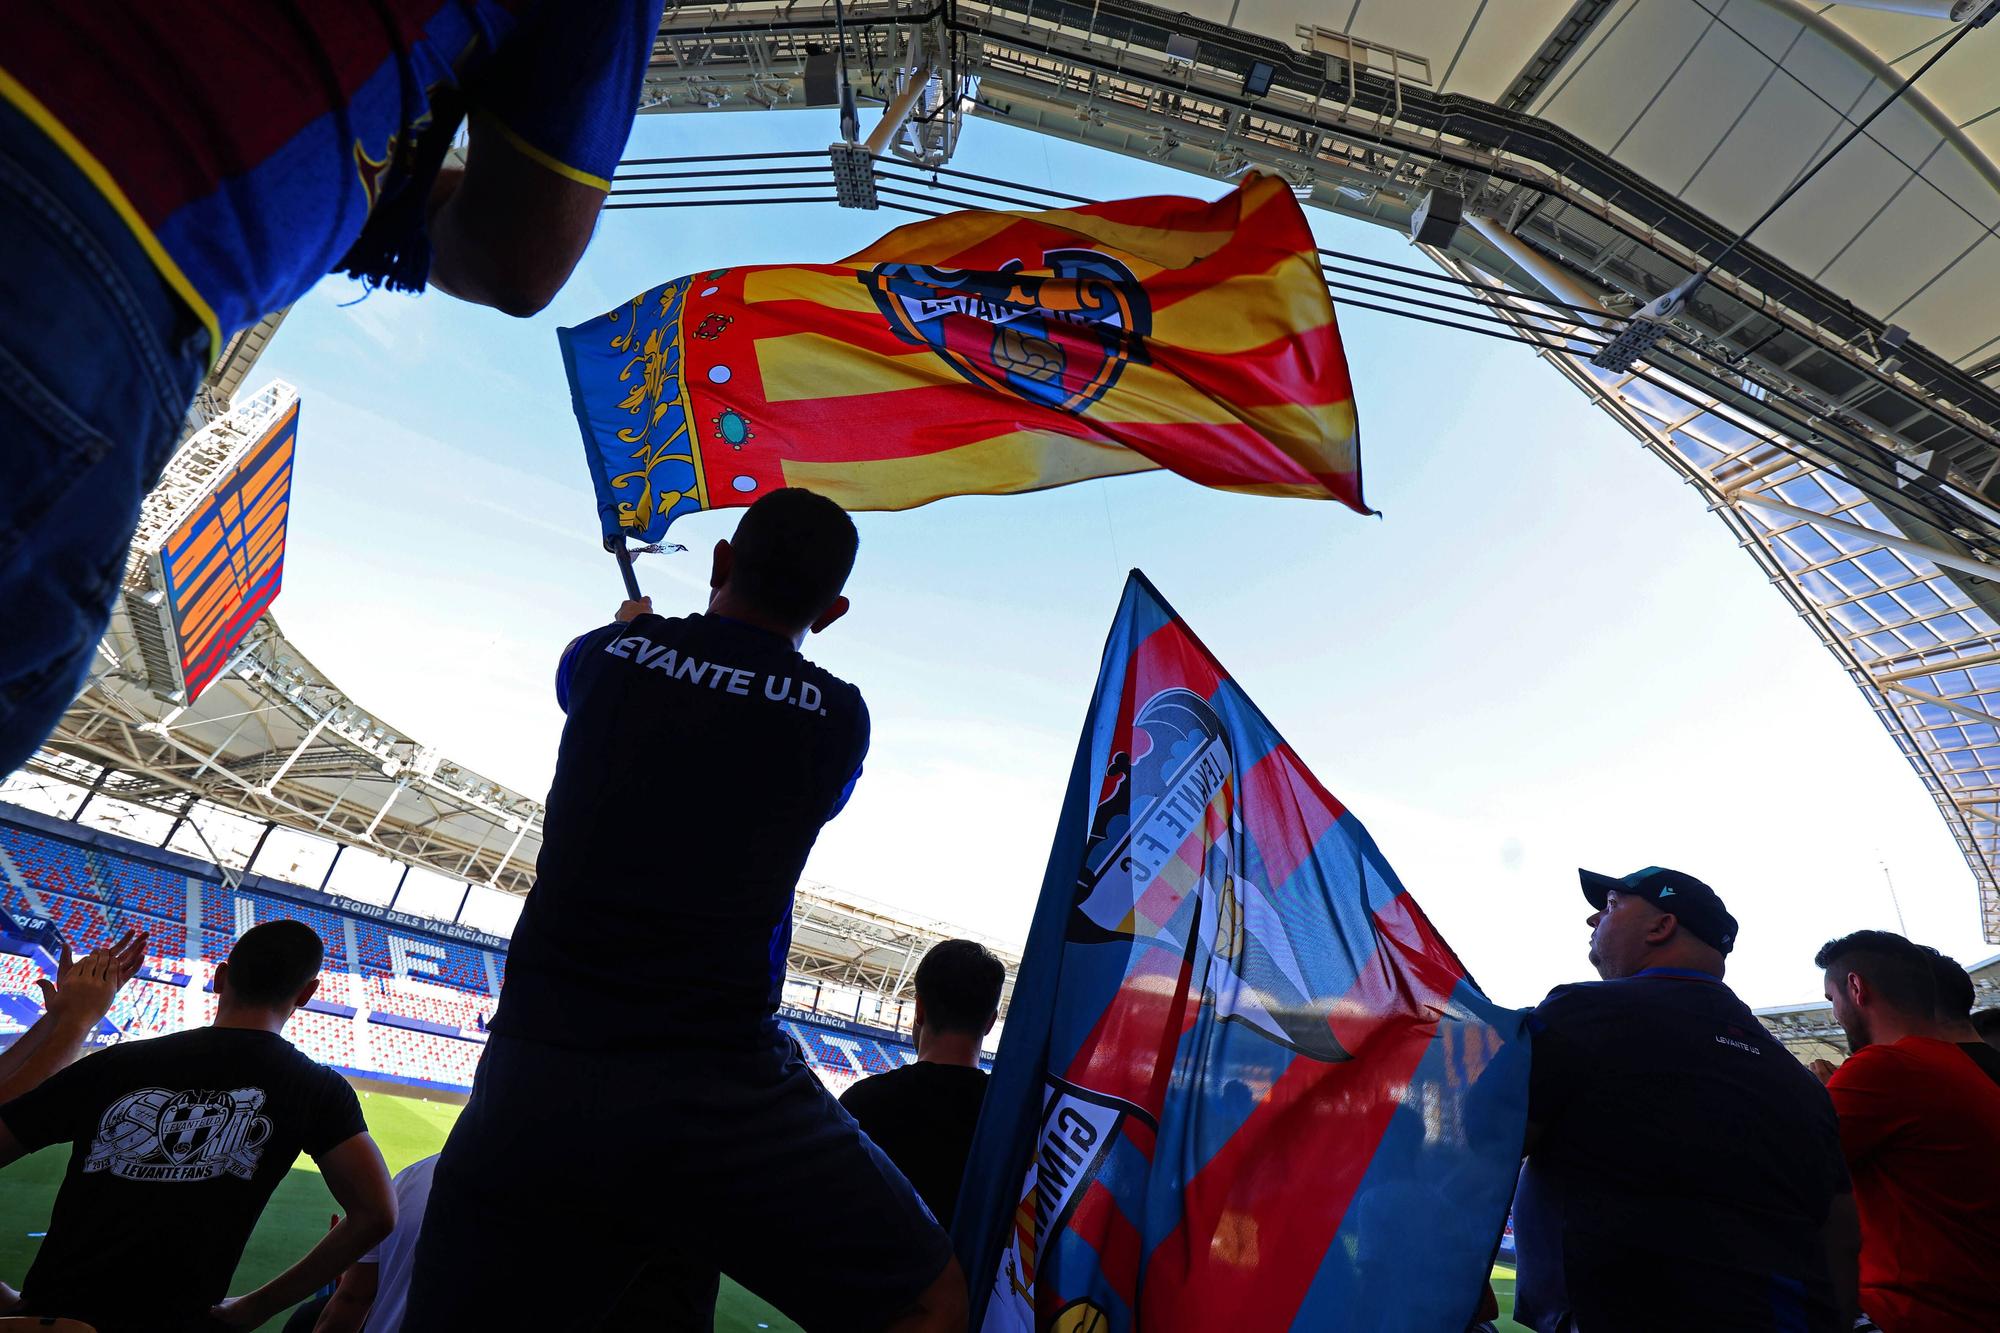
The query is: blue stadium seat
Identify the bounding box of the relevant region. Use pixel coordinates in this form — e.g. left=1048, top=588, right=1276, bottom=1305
left=0, top=815, right=929, bottom=1093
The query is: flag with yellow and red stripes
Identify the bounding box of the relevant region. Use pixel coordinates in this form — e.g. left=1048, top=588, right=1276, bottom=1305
left=558, top=174, right=1363, bottom=539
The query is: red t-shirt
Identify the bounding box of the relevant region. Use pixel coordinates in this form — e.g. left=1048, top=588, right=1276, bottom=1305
left=1826, top=1036, right=2000, bottom=1332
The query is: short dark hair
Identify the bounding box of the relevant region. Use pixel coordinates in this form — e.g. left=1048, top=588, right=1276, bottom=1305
left=728, top=489, right=858, bottom=628
left=1922, top=945, right=1976, bottom=1022
left=1814, top=929, right=1937, bottom=1017
left=223, top=920, right=324, bottom=1007
left=915, top=939, right=1005, bottom=1036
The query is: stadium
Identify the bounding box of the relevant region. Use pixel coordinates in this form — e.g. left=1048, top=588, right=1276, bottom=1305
left=3, top=0, right=2000, bottom=1329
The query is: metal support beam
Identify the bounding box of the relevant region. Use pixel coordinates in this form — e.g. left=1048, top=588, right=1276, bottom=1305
left=361, top=779, right=408, bottom=842
left=243, top=820, right=277, bottom=874
left=1735, top=493, right=1997, bottom=582
left=262, top=711, right=331, bottom=794
left=317, top=843, right=344, bottom=894
left=161, top=791, right=199, bottom=848
left=1883, top=681, right=2000, bottom=731
left=70, top=765, right=115, bottom=821
left=1877, top=645, right=2000, bottom=684
left=1461, top=214, right=1616, bottom=334
left=486, top=817, right=533, bottom=888
left=865, top=60, right=933, bottom=157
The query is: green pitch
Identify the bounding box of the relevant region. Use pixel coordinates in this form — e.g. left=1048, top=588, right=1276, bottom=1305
left=0, top=1083, right=1530, bottom=1331
left=0, top=1086, right=800, bottom=1332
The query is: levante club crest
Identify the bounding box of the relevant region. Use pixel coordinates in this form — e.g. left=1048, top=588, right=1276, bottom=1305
left=1072, top=686, right=1352, bottom=1063
left=861, top=250, right=1152, bottom=416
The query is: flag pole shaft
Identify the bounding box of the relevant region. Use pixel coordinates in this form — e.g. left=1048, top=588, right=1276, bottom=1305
left=608, top=538, right=643, bottom=601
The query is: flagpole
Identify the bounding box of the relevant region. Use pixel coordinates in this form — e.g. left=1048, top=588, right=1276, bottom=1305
left=606, top=536, right=643, bottom=601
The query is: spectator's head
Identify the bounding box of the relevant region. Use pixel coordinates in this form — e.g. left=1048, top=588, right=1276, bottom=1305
left=914, top=939, right=1005, bottom=1047
left=1579, top=866, right=1736, bottom=980
left=1921, top=945, right=1977, bottom=1026
left=1975, top=1008, right=2000, bottom=1052
left=215, top=920, right=323, bottom=1015
left=711, top=488, right=857, bottom=636
left=1816, top=929, right=1937, bottom=1054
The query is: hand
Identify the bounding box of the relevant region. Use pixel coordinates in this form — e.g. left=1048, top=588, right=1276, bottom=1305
left=37, top=929, right=148, bottom=1027
left=1808, top=1058, right=1839, bottom=1085
left=0, top=1278, right=21, bottom=1313
left=210, top=1294, right=270, bottom=1328
left=615, top=597, right=653, bottom=623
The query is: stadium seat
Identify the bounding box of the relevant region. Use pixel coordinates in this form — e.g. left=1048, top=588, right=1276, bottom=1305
left=0, top=817, right=932, bottom=1095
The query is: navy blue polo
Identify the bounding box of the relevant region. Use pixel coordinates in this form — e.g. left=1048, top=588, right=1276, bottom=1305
left=1513, top=968, right=1850, bottom=1333
left=492, top=612, right=868, bottom=1048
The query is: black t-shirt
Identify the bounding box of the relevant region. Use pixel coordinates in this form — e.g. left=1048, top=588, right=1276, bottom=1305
left=493, top=612, right=869, bottom=1048
left=1959, top=1039, right=2000, bottom=1089
left=1514, top=969, right=1849, bottom=1333
left=0, top=1027, right=366, bottom=1331
left=839, top=1061, right=988, bottom=1227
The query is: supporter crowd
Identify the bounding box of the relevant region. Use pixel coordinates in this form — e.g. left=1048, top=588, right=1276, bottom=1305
left=2, top=5, right=1999, bottom=1331
left=1, top=493, right=1997, bottom=1332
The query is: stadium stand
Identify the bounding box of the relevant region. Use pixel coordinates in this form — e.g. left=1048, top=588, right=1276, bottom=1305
left=0, top=809, right=924, bottom=1093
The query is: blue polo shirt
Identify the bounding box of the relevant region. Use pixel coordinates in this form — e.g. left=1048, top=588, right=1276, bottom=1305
left=1514, top=968, right=1850, bottom=1333
left=493, top=612, right=868, bottom=1050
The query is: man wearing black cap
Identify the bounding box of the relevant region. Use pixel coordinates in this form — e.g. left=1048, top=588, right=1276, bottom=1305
left=1511, top=866, right=1858, bottom=1333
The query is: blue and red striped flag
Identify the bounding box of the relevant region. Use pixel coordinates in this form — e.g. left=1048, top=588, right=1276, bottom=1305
left=956, top=572, right=1530, bottom=1332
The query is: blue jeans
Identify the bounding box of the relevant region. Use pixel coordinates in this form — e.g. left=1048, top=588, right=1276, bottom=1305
left=0, top=98, right=209, bottom=777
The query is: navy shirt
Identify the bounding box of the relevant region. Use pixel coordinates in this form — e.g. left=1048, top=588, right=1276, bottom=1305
left=1513, top=969, right=1849, bottom=1333
left=493, top=612, right=867, bottom=1048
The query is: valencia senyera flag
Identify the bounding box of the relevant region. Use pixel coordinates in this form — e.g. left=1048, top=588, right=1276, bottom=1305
left=955, top=572, right=1529, bottom=1332
left=558, top=174, right=1363, bottom=541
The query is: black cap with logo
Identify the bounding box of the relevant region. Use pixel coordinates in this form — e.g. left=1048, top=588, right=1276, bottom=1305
left=1579, top=865, right=1739, bottom=956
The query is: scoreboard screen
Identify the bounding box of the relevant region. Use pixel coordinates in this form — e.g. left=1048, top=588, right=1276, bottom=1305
left=155, top=399, right=299, bottom=701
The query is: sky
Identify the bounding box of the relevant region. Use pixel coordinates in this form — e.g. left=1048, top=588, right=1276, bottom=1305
left=230, top=108, right=1994, bottom=1013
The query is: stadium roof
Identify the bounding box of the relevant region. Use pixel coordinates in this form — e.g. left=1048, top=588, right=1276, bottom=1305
left=27, top=0, right=2000, bottom=944
left=789, top=884, right=1023, bottom=1010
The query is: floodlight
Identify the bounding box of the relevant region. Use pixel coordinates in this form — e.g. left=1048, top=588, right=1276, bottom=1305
left=1244, top=61, right=1275, bottom=97
left=1590, top=273, right=1707, bottom=373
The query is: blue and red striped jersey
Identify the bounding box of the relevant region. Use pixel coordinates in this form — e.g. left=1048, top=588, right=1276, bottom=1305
left=0, top=0, right=663, bottom=355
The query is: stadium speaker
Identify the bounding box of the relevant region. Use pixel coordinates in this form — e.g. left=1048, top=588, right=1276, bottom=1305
left=1243, top=61, right=1275, bottom=97
left=1408, top=188, right=1463, bottom=248
left=803, top=51, right=841, bottom=108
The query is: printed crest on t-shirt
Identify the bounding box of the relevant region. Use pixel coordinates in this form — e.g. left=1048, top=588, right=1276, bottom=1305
left=84, top=1087, right=274, bottom=1182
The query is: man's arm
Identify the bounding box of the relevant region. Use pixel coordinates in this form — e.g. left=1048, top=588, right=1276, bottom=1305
left=210, top=1134, right=396, bottom=1329
left=555, top=611, right=643, bottom=714
left=1520, top=991, right=1592, bottom=1159
left=0, top=931, right=146, bottom=1103
left=1820, top=1191, right=1861, bottom=1327
left=424, top=114, right=606, bottom=317
left=310, top=1261, right=380, bottom=1333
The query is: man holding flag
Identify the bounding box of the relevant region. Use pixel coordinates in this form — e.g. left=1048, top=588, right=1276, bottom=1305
left=404, top=489, right=965, bottom=1332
